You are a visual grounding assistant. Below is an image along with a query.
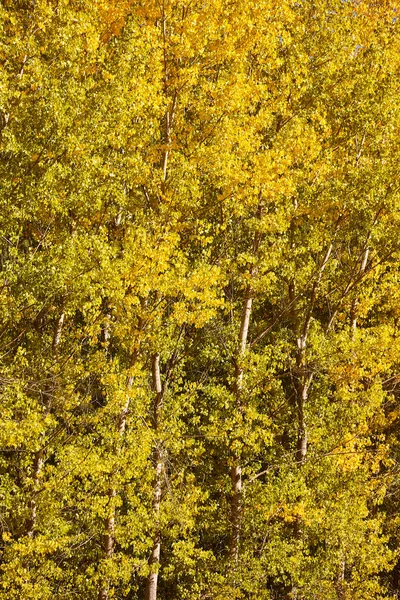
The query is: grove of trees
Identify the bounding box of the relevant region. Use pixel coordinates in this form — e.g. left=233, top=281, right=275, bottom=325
left=1, top=1, right=400, bottom=598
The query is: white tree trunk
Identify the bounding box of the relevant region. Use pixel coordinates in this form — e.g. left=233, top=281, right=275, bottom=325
left=145, top=354, right=164, bottom=600
left=28, top=311, right=65, bottom=538
left=230, top=289, right=252, bottom=562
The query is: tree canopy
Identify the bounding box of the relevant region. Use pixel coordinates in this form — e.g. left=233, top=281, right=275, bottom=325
left=1, top=1, right=400, bottom=599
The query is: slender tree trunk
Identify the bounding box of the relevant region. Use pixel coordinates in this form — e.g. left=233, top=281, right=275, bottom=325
left=294, top=243, right=332, bottom=466
left=98, top=385, right=132, bottom=600
left=230, top=288, right=252, bottom=562
left=295, top=373, right=312, bottom=466
left=230, top=203, right=263, bottom=564
left=230, top=462, right=243, bottom=562
left=27, top=449, right=44, bottom=538
left=159, top=3, right=177, bottom=199
left=335, top=556, right=346, bottom=600
left=145, top=452, right=162, bottom=600
left=145, top=354, right=164, bottom=600
left=292, top=348, right=313, bottom=555
left=350, top=247, right=369, bottom=335
left=52, top=311, right=65, bottom=355
left=98, top=324, right=142, bottom=600
left=27, top=311, right=65, bottom=538
left=98, top=307, right=144, bottom=600
left=289, top=246, right=332, bottom=599
left=328, top=246, right=368, bottom=600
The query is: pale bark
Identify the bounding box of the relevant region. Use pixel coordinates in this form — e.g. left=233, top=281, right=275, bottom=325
left=98, top=305, right=143, bottom=600
left=98, top=367, right=135, bottom=600
left=229, top=462, right=243, bottom=563
left=295, top=243, right=332, bottom=466
left=145, top=354, right=164, bottom=600
left=335, top=556, right=346, bottom=600
left=229, top=287, right=252, bottom=562
left=27, top=311, right=65, bottom=538
left=145, top=452, right=162, bottom=600
left=161, top=91, right=177, bottom=190
left=230, top=204, right=263, bottom=563
left=350, top=247, right=369, bottom=335
left=290, top=247, right=332, bottom=598
left=295, top=372, right=313, bottom=465
left=52, top=311, right=65, bottom=355
left=160, top=4, right=177, bottom=196
left=27, top=449, right=44, bottom=538
left=143, top=10, right=180, bottom=593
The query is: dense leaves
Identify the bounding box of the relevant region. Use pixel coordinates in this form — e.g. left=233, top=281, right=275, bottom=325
left=1, top=1, right=400, bottom=599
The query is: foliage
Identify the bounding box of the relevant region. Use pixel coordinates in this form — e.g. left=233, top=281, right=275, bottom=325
left=1, top=1, right=400, bottom=599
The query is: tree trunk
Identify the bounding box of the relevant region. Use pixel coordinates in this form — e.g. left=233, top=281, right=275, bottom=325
left=294, top=244, right=332, bottom=466
left=98, top=356, right=137, bottom=600
left=145, top=450, right=162, bottom=600
left=289, top=246, right=332, bottom=598
left=335, top=556, right=346, bottom=600
left=230, top=288, right=252, bottom=562
left=230, top=463, right=243, bottom=563
left=98, top=309, right=143, bottom=600
left=229, top=203, right=263, bottom=564
left=27, top=448, right=44, bottom=538
left=145, top=353, right=164, bottom=600
left=295, top=358, right=313, bottom=466
left=351, top=247, right=369, bottom=335
left=27, top=311, right=65, bottom=538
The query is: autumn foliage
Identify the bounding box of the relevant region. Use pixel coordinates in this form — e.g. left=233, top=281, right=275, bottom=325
left=1, top=1, right=400, bottom=599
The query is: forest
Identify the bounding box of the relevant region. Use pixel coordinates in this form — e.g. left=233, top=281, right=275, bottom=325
left=1, top=1, right=400, bottom=599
